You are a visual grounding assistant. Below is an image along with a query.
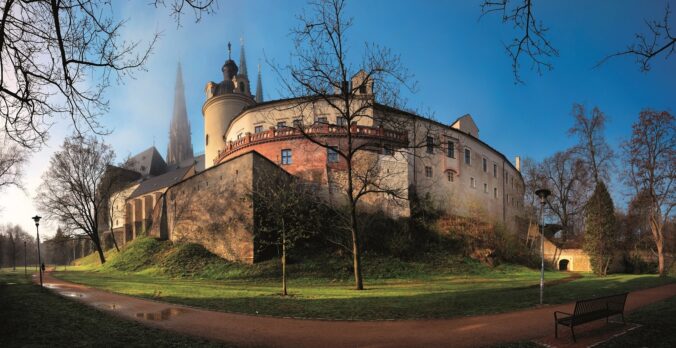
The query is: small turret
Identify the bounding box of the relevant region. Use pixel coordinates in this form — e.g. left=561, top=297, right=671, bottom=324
left=203, top=40, right=256, bottom=169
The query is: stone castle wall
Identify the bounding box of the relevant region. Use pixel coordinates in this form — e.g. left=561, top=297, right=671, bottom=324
left=148, top=151, right=287, bottom=263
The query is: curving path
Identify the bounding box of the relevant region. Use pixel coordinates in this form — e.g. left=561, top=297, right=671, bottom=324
left=39, top=272, right=676, bottom=348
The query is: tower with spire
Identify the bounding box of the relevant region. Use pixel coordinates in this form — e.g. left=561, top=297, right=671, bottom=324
left=167, top=63, right=194, bottom=167
left=255, top=64, right=264, bottom=103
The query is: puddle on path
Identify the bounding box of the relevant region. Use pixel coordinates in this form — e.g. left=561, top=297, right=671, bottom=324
left=96, top=303, right=120, bottom=310
left=60, top=291, right=85, bottom=298
left=44, top=283, right=60, bottom=289
left=135, top=308, right=188, bottom=321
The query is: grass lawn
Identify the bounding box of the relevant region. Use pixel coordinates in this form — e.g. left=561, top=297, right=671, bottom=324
left=52, top=238, right=675, bottom=321
left=56, top=266, right=674, bottom=321
left=0, top=268, right=229, bottom=347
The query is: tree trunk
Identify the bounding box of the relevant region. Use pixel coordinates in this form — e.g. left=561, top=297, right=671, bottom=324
left=656, top=242, right=665, bottom=276
left=92, top=232, right=106, bottom=264
left=351, top=204, right=363, bottom=290
left=110, top=223, right=120, bottom=252
left=281, top=221, right=287, bottom=296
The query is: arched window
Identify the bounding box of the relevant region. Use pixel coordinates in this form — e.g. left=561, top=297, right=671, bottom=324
left=240, top=82, right=246, bottom=92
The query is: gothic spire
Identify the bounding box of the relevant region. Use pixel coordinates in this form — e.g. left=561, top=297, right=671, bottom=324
left=255, top=64, right=264, bottom=103
left=239, top=37, right=248, bottom=77
left=167, top=62, right=194, bottom=167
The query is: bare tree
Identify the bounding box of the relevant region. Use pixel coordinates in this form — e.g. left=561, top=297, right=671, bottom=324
left=480, top=0, right=558, bottom=84
left=153, top=0, right=218, bottom=25
left=598, top=4, right=675, bottom=72
left=0, top=0, right=220, bottom=149
left=253, top=174, right=324, bottom=296
left=270, top=0, right=417, bottom=290
left=35, top=134, right=115, bottom=264
left=568, top=103, right=614, bottom=185
left=623, top=109, right=674, bottom=276
left=539, top=149, right=590, bottom=239
left=0, top=135, right=26, bottom=194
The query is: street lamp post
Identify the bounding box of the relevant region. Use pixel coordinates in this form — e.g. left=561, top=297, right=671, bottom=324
left=32, top=215, right=43, bottom=288
left=535, top=188, right=551, bottom=305
left=24, top=241, right=27, bottom=276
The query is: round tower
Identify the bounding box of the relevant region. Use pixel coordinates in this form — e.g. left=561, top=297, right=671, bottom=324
left=203, top=42, right=255, bottom=168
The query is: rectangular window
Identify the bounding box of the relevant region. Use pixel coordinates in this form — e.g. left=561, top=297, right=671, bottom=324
left=327, top=147, right=339, bottom=163
left=465, top=148, right=471, bottom=165
left=316, top=116, right=328, bottom=124
left=337, top=117, right=348, bottom=126
left=426, top=136, right=434, bottom=154
left=254, top=125, right=263, bottom=133
left=493, top=164, right=497, bottom=177
left=277, top=121, right=287, bottom=128
left=281, top=149, right=292, bottom=165
left=447, top=141, right=455, bottom=158
left=425, top=166, right=433, bottom=178
left=484, top=183, right=488, bottom=193
left=483, top=158, right=487, bottom=172
left=292, top=119, right=302, bottom=127
left=470, top=177, right=476, bottom=188
left=447, top=171, right=454, bottom=182
left=494, top=187, right=498, bottom=198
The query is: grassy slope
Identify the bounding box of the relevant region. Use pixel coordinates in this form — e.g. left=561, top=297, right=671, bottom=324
left=0, top=269, right=228, bottom=348
left=57, top=238, right=675, bottom=320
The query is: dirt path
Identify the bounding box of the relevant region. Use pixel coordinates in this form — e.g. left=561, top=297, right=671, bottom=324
left=39, top=272, right=676, bottom=348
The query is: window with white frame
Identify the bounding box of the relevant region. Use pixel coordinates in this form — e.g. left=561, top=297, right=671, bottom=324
left=470, top=177, right=476, bottom=188
left=447, top=141, right=455, bottom=158
left=254, top=125, right=263, bottom=133
left=425, top=166, right=433, bottom=178
left=281, top=149, right=292, bottom=165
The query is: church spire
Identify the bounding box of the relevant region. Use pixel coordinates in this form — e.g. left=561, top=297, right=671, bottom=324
left=167, top=62, right=194, bottom=167
left=239, top=37, right=248, bottom=77
left=255, top=64, right=264, bottom=103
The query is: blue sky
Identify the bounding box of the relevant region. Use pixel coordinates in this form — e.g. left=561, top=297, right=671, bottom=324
left=2, top=0, right=674, bottom=235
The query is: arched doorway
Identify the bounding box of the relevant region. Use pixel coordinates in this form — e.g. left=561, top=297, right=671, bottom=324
left=559, top=259, right=570, bottom=271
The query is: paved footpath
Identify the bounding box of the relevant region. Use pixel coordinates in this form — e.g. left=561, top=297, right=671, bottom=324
left=40, top=272, right=676, bottom=348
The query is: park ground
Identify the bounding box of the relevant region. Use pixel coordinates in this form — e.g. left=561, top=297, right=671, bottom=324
left=1, top=238, right=675, bottom=347
left=52, top=238, right=675, bottom=320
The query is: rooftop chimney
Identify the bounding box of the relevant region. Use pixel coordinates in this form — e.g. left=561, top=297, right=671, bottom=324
left=515, top=156, right=521, bottom=172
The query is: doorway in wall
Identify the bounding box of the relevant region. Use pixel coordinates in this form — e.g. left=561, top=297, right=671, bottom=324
left=559, top=259, right=570, bottom=271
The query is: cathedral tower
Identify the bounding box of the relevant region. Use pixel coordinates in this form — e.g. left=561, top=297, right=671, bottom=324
left=203, top=42, right=255, bottom=168
left=167, top=63, right=194, bottom=167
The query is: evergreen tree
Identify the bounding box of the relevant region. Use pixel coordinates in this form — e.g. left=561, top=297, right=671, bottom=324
left=583, top=181, right=617, bottom=275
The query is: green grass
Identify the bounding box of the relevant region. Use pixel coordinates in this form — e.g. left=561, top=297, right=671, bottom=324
left=0, top=268, right=229, bottom=347
left=53, top=238, right=675, bottom=320
left=597, top=295, right=676, bottom=348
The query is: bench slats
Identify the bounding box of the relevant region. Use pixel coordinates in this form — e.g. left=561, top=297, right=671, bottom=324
left=554, top=293, right=628, bottom=343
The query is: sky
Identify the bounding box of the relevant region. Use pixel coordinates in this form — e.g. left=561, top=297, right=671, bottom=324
left=1, top=0, right=674, bottom=237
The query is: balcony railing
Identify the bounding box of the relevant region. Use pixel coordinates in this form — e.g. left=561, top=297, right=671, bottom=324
left=214, top=124, right=408, bottom=165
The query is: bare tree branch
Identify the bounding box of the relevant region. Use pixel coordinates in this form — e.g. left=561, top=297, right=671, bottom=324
left=596, top=4, right=675, bottom=72
left=480, top=0, right=558, bottom=84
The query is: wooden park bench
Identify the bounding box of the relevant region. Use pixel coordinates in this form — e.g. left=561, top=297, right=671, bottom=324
left=554, top=293, right=628, bottom=342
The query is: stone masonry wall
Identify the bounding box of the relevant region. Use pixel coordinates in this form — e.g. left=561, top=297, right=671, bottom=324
left=150, top=151, right=287, bottom=263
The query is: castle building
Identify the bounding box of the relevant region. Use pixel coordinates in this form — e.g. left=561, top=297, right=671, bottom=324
left=103, top=41, right=525, bottom=263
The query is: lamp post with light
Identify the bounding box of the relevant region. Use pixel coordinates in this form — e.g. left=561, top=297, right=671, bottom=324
left=535, top=188, right=551, bottom=305
left=32, top=215, right=43, bottom=288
